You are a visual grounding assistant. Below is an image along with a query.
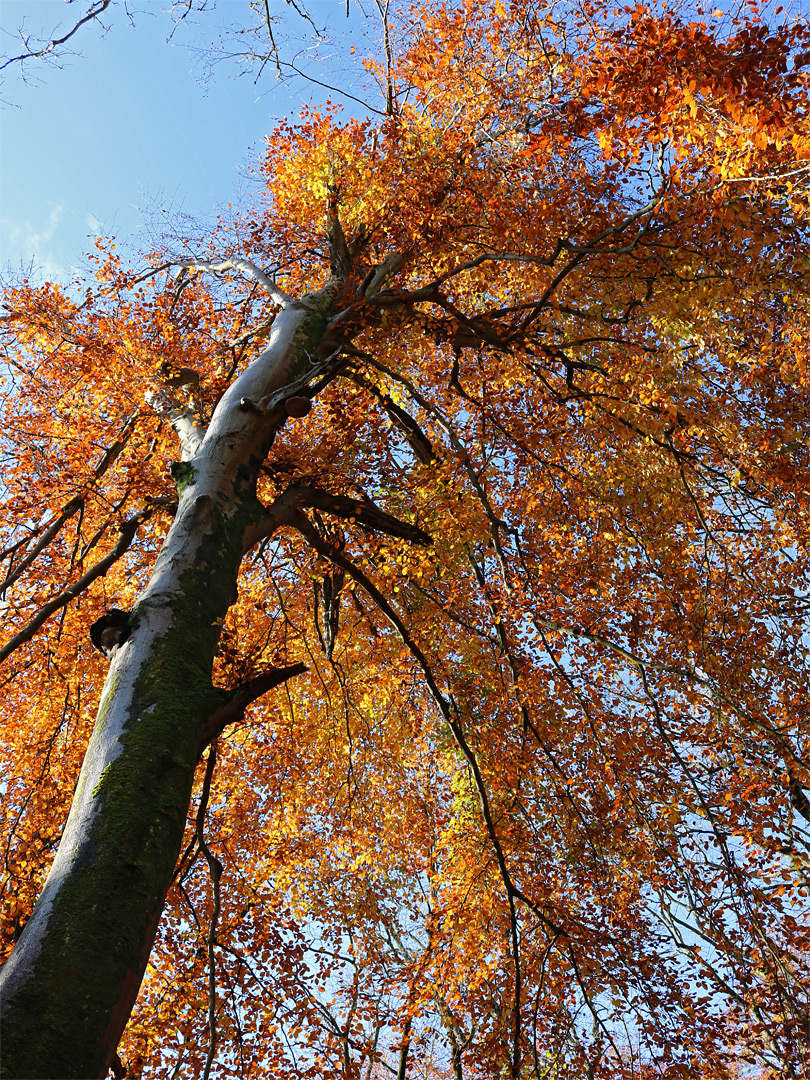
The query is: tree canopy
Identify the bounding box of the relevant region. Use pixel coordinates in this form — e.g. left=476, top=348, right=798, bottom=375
left=1, top=1, right=810, bottom=1077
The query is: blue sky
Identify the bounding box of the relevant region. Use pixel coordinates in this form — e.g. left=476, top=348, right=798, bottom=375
left=0, top=1, right=378, bottom=283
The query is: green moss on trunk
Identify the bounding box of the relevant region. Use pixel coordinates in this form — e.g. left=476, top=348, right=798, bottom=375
left=0, top=289, right=334, bottom=1079
left=0, top=506, right=247, bottom=1077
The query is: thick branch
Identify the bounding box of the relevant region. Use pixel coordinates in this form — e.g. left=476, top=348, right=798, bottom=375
left=248, top=483, right=433, bottom=551
left=327, top=192, right=352, bottom=280
left=362, top=252, right=406, bottom=297
left=293, top=486, right=432, bottom=544
left=196, top=664, right=307, bottom=753
left=0, top=499, right=84, bottom=599
left=238, top=344, right=346, bottom=418
left=197, top=742, right=222, bottom=1080
left=145, top=387, right=205, bottom=459
left=788, top=766, right=810, bottom=824
left=349, top=373, right=434, bottom=464
left=172, top=257, right=294, bottom=308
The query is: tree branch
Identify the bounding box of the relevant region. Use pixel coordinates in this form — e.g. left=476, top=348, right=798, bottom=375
left=198, top=741, right=222, bottom=1080
left=292, top=485, right=432, bottom=545
left=0, top=500, right=173, bottom=665
left=197, top=664, right=308, bottom=754
left=247, top=483, right=433, bottom=551
left=145, top=387, right=205, bottom=460
left=283, top=509, right=567, bottom=955
left=171, top=257, right=294, bottom=308
left=0, top=413, right=138, bottom=594
left=349, top=372, right=434, bottom=465
left=0, top=0, right=114, bottom=72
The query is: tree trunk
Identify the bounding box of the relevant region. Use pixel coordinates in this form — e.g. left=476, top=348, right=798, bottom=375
left=0, top=290, right=335, bottom=1079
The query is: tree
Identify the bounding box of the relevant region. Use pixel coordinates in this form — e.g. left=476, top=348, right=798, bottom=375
left=1, top=1, right=810, bottom=1077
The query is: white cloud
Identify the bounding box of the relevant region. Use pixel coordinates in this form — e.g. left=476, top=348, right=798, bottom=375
left=0, top=202, right=68, bottom=280
left=2, top=201, right=64, bottom=248
left=85, top=211, right=103, bottom=235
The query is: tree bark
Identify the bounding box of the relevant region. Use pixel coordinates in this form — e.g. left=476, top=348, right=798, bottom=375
left=0, top=289, right=336, bottom=1078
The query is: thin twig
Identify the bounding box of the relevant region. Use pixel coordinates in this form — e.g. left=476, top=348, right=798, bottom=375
left=197, top=741, right=223, bottom=1080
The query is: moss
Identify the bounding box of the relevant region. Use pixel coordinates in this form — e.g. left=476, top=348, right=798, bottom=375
left=285, top=288, right=340, bottom=381
left=0, top=495, right=251, bottom=1078
left=169, top=460, right=197, bottom=496
left=0, top=294, right=333, bottom=1079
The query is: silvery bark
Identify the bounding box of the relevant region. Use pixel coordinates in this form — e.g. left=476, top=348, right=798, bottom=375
left=0, top=286, right=338, bottom=1079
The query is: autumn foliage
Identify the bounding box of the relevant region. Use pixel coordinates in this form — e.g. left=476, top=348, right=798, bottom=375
left=1, top=1, right=810, bottom=1077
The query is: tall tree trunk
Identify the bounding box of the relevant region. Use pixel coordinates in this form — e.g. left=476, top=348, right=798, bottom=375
left=0, top=291, right=335, bottom=1079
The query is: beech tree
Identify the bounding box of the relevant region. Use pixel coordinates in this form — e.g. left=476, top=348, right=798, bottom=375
left=2, top=1, right=810, bottom=1077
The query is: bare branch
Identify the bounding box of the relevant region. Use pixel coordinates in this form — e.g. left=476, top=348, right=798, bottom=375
left=0, top=0, right=114, bottom=73
left=373, top=0, right=395, bottom=116
left=269, top=55, right=389, bottom=117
